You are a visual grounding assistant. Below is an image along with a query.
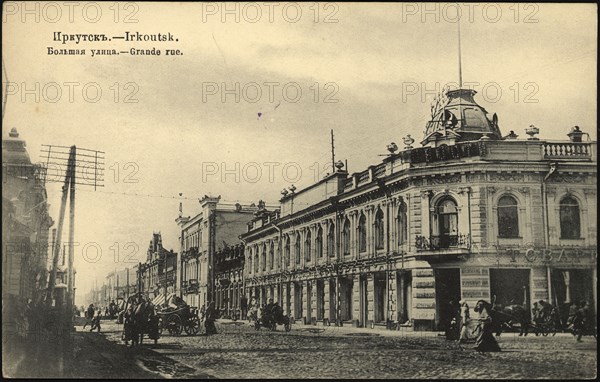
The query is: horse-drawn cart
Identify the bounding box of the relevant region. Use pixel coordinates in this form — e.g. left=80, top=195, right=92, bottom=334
left=253, top=304, right=291, bottom=332
left=121, top=294, right=160, bottom=346
left=157, top=295, right=200, bottom=336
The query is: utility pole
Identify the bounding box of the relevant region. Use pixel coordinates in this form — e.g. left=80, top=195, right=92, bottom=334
left=67, top=146, right=76, bottom=316
left=46, top=146, right=74, bottom=304
left=41, top=144, right=104, bottom=328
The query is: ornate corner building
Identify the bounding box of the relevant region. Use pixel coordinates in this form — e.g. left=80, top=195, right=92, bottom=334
left=2, top=128, right=54, bottom=304
left=240, top=88, right=597, bottom=331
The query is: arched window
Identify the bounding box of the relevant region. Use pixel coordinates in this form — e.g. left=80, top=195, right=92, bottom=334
left=248, top=252, right=253, bottom=274
left=269, top=242, right=274, bottom=270
left=398, top=201, right=408, bottom=245
left=254, top=249, right=259, bottom=273
left=498, top=195, right=519, bottom=238
left=432, top=197, right=458, bottom=249
left=284, top=236, right=291, bottom=266
left=304, top=230, right=312, bottom=262
left=342, top=218, right=351, bottom=256
left=327, top=223, right=335, bottom=257
left=316, top=226, right=323, bottom=258
left=261, top=243, right=267, bottom=271
left=295, top=233, right=301, bottom=264
left=560, top=196, right=581, bottom=239
left=358, top=213, right=367, bottom=253
left=374, top=208, right=384, bottom=250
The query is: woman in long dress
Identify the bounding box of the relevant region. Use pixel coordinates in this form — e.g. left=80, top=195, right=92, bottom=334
left=473, top=300, right=501, bottom=352
left=457, top=301, right=470, bottom=344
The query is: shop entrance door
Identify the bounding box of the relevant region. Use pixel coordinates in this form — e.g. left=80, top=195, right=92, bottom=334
left=489, top=268, right=531, bottom=314
left=434, top=268, right=461, bottom=330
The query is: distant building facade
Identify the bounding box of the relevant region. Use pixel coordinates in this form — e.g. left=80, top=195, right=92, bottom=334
left=214, top=243, right=245, bottom=318
left=241, top=88, right=597, bottom=330
left=175, top=196, right=265, bottom=308
left=139, top=232, right=177, bottom=302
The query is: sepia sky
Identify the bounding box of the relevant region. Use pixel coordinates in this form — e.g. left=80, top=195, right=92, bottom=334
left=2, top=2, right=597, bottom=302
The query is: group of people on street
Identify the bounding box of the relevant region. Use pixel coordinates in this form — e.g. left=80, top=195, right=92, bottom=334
left=82, top=304, right=102, bottom=332
left=445, top=299, right=500, bottom=352
left=565, top=300, right=595, bottom=341
left=446, top=297, right=596, bottom=351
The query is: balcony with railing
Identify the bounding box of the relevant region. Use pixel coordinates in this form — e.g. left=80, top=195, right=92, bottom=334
left=415, top=233, right=471, bottom=252
left=185, top=279, right=198, bottom=294
left=543, top=142, right=592, bottom=159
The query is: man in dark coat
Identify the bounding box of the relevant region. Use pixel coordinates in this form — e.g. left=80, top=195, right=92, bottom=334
left=204, top=302, right=218, bottom=335
left=240, top=295, right=248, bottom=320
left=83, top=304, right=95, bottom=328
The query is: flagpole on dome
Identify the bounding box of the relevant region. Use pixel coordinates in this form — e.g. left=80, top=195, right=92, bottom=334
left=457, top=10, right=463, bottom=89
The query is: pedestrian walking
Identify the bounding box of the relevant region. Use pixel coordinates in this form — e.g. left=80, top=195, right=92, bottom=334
left=83, top=304, right=95, bottom=329
left=457, top=301, right=471, bottom=344
left=240, top=294, right=248, bottom=320
left=90, top=311, right=102, bottom=332
left=473, top=300, right=501, bottom=352
left=444, top=299, right=460, bottom=340
left=204, top=301, right=218, bottom=335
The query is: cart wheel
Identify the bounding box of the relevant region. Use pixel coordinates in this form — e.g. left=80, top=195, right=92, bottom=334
left=168, top=315, right=183, bottom=336
left=184, top=316, right=200, bottom=336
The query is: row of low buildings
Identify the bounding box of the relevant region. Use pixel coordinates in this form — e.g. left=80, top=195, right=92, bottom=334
left=93, top=86, right=597, bottom=331
left=85, top=233, right=178, bottom=307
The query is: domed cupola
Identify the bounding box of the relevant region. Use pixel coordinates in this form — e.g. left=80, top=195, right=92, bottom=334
left=421, top=88, right=502, bottom=148
left=2, top=128, right=32, bottom=165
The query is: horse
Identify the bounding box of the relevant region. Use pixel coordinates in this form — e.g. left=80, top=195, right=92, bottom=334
left=122, top=296, right=159, bottom=346
left=493, top=304, right=532, bottom=336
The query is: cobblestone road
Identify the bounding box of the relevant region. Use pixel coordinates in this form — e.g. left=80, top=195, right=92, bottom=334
left=95, top=319, right=596, bottom=379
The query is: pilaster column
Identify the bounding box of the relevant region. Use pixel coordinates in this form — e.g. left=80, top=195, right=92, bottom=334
left=273, top=280, right=279, bottom=303
left=323, top=278, right=331, bottom=321
left=349, top=211, right=358, bottom=259
left=388, top=270, right=397, bottom=322
left=303, top=280, right=310, bottom=322
left=420, top=190, right=432, bottom=239
left=366, top=205, right=375, bottom=255
left=282, top=282, right=289, bottom=315
left=289, top=282, right=296, bottom=319
left=310, top=279, right=318, bottom=323
left=367, top=273, right=374, bottom=326
left=352, top=274, right=360, bottom=323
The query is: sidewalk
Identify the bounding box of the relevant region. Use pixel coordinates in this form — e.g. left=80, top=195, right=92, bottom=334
left=2, top=330, right=164, bottom=378
left=216, top=317, right=578, bottom=339
left=217, top=317, right=441, bottom=337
